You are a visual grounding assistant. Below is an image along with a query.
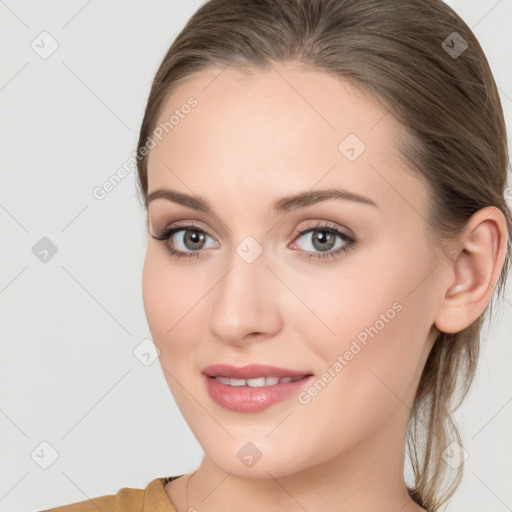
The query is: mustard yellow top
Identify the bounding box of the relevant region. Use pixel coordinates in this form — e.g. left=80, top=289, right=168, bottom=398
left=40, top=475, right=183, bottom=512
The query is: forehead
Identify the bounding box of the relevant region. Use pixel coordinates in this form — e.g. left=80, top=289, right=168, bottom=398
left=146, top=63, right=427, bottom=220
left=149, top=63, right=396, bottom=162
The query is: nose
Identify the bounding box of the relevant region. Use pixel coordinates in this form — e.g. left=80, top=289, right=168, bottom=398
left=208, top=245, right=283, bottom=346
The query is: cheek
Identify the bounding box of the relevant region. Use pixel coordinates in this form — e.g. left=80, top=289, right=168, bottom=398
left=141, top=246, right=206, bottom=377
left=304, top=253, right=434, bottom=429
left=142, top=247, right=192, bottom=351
left=142, top=247, right=171, bottom=342
left=311, top=230, right=435, bottom=360
left=141, top=249, right=197, bottom=411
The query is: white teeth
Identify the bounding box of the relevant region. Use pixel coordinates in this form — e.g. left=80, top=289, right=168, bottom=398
left=213, top=375, right=305, bottom=387
left=246, top=377, right=267, bottom=387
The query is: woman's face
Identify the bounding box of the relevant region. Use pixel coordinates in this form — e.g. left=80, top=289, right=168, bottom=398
left=142, top=62, right=440, bottom=478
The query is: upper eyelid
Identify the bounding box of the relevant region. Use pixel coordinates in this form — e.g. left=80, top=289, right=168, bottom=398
left=294, top=220, right=353, bottom=236
left=151, top=219, right=207, bottom=236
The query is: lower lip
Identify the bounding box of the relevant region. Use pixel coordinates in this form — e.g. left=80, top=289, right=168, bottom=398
left=204, top=374, right=314, bottom=413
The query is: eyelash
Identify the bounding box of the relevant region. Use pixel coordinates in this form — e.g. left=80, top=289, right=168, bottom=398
left=151, top=221, right=356, bottom=262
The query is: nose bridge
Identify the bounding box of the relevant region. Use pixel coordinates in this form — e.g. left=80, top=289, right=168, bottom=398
left=207, top=237, right=281, bottom=343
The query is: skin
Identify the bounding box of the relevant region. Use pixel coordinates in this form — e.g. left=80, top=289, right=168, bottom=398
left=141, top=62, right=508, bottom=512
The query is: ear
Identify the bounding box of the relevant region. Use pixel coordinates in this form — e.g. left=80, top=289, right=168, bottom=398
left=434, top=206, right=509, bottom=334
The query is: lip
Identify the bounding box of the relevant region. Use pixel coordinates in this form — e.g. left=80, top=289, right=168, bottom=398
left=202, top=363, right=312, bottom=379
left=202, top=364, right=314, bottom=413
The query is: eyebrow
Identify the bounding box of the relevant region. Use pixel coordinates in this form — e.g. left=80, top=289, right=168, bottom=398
left=145, top=187, right=378, bottom=214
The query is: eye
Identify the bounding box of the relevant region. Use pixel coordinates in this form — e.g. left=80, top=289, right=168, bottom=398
left=151, top=221, right=218, bottom=261
left=289, top=221, right=356, bottom=261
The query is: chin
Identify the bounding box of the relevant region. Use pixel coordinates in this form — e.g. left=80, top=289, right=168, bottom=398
left=196, top=432, right=321, bottom=481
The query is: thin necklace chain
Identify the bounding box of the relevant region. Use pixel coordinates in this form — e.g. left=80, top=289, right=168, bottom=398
left=186, top=470, right=197, bottom=511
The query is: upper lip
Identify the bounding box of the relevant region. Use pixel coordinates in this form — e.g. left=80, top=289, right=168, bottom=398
left=202, top=364, right=313, bottom=379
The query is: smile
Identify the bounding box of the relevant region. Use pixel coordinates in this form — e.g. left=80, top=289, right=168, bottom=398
left=204, top=368, right=314, bottom=413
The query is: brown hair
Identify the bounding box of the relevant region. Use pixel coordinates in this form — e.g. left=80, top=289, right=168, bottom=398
left=135, top=1, right=512, bottom=510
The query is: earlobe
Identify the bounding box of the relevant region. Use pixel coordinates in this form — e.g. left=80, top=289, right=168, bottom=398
left=434, top=206, right=508, bottom=334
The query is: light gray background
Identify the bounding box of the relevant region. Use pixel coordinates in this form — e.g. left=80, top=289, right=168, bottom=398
left=1, top=1, right=511, bottom=511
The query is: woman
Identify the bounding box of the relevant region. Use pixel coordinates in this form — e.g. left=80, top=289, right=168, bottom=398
left=42, top=0, right=511, bottom=511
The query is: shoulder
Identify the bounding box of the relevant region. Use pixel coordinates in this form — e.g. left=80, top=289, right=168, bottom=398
left=39, top=476, right=180, bottom=512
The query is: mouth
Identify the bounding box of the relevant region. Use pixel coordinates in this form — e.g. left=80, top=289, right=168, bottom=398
left=202, top=363, right=314, bottom=413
